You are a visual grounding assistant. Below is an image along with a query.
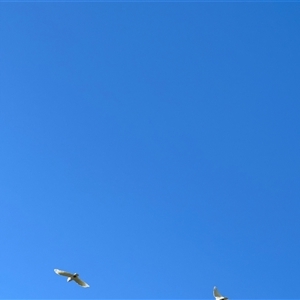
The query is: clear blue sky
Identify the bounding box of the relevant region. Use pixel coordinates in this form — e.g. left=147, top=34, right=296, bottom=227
left=0, top=2, right=299, bottom=299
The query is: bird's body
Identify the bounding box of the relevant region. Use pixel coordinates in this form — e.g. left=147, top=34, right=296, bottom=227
left=54, top=269, right=90, bottom=288
left=213, top=287, right=228, bottom=300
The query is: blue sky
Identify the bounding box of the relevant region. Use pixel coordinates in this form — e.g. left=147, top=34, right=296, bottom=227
left=1, top=2, right=300, bottom=300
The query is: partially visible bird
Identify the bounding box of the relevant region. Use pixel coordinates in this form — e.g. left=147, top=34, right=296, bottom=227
left=213, top=286, right=228, bottom=300
left=54, top=269, right=90, bottom=288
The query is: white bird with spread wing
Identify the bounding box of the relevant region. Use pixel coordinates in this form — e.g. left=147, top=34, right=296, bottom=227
left=213, top=286, right=228, bottom=300
left=54, top=269, right=90, bottom=288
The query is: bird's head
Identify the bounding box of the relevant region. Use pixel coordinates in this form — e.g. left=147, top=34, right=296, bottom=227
left=73, top=273, right=79, bottom=277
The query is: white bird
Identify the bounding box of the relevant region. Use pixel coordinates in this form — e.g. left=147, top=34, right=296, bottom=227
left=54, top=269, right=90, bottom=288
left=213, top=286, right=228, bottom=300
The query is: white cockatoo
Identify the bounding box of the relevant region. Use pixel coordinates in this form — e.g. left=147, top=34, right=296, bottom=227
left=213, top=286, right=228, bottom=300
left=54, top=269, right=90, bottom=288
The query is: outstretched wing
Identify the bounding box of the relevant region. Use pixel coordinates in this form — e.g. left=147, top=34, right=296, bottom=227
left=213, top=287, right=228, bottom=300
left=213, top=287, right=223, bottom=298
left=74, top=276, right=90, bottom=288
left=54, top=269, right=73, bottom=277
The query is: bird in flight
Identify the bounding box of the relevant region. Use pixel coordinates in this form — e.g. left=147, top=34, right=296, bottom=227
left=54, top=269, right=90, bottom=288
left=213, top=286, right=228, bottom=300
